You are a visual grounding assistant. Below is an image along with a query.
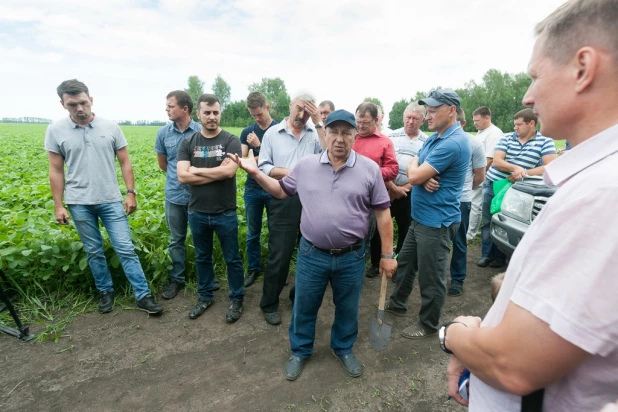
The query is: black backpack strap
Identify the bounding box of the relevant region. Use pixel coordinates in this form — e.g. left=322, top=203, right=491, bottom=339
left=521, top=388, right=545, bottom=412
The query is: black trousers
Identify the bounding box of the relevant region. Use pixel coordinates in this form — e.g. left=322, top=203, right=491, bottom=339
left=370, top=196, right=411, bottom=267
left=260, top=196, right=302, bottom=313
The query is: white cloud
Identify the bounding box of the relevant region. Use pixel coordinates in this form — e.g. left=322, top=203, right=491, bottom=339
left=0, top=0, right=568, bottom=123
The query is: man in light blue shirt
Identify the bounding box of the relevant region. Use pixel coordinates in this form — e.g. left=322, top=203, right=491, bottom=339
left=154, top=91, right=202, bottom=299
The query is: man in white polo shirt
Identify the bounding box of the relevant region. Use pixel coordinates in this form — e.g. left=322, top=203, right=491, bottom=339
left=441, top=1, right=618, bottom=410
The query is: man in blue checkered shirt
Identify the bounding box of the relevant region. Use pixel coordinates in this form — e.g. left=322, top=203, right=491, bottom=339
left=478, top=108, right=557, bottom=268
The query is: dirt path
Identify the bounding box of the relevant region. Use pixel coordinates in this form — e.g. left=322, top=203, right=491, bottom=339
left=0, top=244, right=504, bottom=412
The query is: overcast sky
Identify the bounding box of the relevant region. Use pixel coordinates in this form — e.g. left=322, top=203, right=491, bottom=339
left=0, top=0, right=567, bottom=124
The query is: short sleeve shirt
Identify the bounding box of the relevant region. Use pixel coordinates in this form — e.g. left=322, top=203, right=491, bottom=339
left=469, top=124, right=618, bottom=412
left=239, top=119, right=278, bottom=188
left=154, top=120, right=201, bottom=205
left=44, top=116, right=126, bottom=205
left=477, top=124, right=504, bottom=158
left=412, top=123, right=471, bottom=228
left=279, top=150, right=390, bottom=249
left=486, top=132, right=557, bottom=182
left=388, top=128, right=428, bottom=186
left=461, top=135, right=486, bottom=202
left=177, top=130, right=241, bottom=213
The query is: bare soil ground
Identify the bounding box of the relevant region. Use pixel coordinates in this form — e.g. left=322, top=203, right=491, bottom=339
left=0, top=243, right=504, bottom=412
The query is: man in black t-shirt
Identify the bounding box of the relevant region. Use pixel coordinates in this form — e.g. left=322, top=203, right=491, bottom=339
left=178, top=94, right=244, bottom=323
left=239, top=92, right=278, bottom=287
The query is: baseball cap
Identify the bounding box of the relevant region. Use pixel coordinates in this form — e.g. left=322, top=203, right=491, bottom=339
left=325, top=110, right=356, bottom=128
left=419, top=89, right=461, bottom=108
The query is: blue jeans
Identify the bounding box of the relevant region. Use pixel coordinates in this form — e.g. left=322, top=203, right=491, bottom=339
left=188, top=209, right=245, bottom=302
left=68, top=202, right=151, bottom=300
left=165, top=200, right=188, bottom=283
left=450, top=202, right=471, bottom=285
left=289, top=237, right=366, bottom=359
left=243, top=185, right=271, bottom=272
left=481, top=180, right=507, bottom=260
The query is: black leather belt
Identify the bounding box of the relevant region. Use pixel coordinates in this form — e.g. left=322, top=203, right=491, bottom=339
left=311, top=241, right=363, bottom=256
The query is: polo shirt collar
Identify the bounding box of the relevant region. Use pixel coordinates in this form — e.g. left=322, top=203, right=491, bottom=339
left=544, top=124, right=618, bottom=186
left=278, top=117, right=315, bottom=134
left=320, top=150, right=357, bottom=168
left=430, top=122, right=462, bottom=141
left=512, top=131, right=542, bottom=142
left=70, top=114, right=97, bottom=128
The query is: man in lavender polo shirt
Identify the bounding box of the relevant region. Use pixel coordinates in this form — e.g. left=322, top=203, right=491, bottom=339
left=442, top=1, right=618, bottom=410
left=229, top=110, right=397, bottom=382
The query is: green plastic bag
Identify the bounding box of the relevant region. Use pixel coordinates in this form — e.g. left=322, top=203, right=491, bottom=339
left=490, top=178, right=513, bottom=214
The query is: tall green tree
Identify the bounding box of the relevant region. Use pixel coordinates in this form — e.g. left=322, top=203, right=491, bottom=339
left=388, top=98, right=410, bottom=130
left=221, top=100, right=254, bottom=128
left=185, top=75, right=204, bottom=121
left=248, top=77, right=290, bottom=121
left=211, top=74, right=231, bottom=111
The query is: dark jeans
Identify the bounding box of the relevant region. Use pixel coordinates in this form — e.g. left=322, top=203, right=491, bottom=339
left=260, top=196, right=302, bottom=313
left=165, top=200, right=188, bottom=283
left=289, top=237, right=366, bottom=359
left=188, top=209, right=245, bottom=302
left=371, top=195, right=411, bottom=267
left=389, top=220, right=459, bottom=332
left=450, top=201, right=471, bottom=285
left=481, top=180, right=507, bottom=260
left=243, top=185, right=271, bottom=272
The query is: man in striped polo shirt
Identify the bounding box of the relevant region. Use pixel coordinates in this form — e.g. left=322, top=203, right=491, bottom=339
left=478, top=108, right=557, bottom=268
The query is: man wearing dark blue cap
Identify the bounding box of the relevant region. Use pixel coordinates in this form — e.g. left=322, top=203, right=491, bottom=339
left=386, top=89, right=471, bottom=339
left=228, top=110, right=397, bottom=381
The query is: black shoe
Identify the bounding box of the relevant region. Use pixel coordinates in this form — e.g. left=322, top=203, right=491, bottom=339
left=285, top=355, right=305, bottom=381
left=161, top=280, right=184, bottom=300
left=365, top=266, right=379, bottom=278
left=226, top=299, right=243, bottom=323
left=98, top=291, right=114, bottom=313
left=489, top=259, right=506, bottom=268
left=477, top=257, right=493, bottom=267
left=289, top=286, right=296, bottom=304
left=137, top=295, right=163, bottom=315
left=189, top=300, right=213, bottom=319
left=264, top=311, right=281, bottom=325
left=213, top=278, right=221, bottom=291
left=333, top=352, right=362, bottom=378
left=374, top=301, right=407, bottom=316
left=448, top=283, right=463, bottom=296
left=244, top=270, right=259, bottom=288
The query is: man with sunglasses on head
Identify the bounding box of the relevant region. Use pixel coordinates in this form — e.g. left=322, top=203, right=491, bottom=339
left=386, top=89, right=471, bottom=339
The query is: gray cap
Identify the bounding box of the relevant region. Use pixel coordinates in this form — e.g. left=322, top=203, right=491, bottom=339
left=419, top=89, right=461, bottom=108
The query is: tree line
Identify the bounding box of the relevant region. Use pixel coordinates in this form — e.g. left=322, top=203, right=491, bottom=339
left=186, top=69, right=532, bottom=133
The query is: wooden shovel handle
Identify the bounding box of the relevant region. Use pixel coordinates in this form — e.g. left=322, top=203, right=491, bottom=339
left=378, top=269, right=388, bottom=312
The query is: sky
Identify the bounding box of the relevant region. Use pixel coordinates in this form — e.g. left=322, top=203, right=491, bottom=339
left=0, top=0, right=567, bottom=124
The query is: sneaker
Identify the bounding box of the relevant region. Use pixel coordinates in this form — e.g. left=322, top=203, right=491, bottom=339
left=477, top=257, right=493, bottom=267
left=226, top=299, right=243, bottom=323
left=161, top=280, right=184, bottom=300
left=98, top=291, right=114, bottom=314
left=137, top=295, right=163, bottom=315
left=365, top=266, right=379, bottom=278
left=189, top=300, right=213, bottom=319
left=489, top=259, right=506, bottom=268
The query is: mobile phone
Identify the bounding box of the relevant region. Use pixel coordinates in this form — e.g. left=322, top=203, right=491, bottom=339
left=458, top=369, right=470, bottom=400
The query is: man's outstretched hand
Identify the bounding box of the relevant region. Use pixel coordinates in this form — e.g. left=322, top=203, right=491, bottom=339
left=228, top=149, right=259, bottom=176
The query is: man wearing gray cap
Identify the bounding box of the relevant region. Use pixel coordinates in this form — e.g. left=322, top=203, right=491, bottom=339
left=386, top=89, right=471, bottom=339
left=229, top=110, right=397, bottom=381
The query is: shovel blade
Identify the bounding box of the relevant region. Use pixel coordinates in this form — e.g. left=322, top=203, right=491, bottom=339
left=369, top=317, right=392, bottom=351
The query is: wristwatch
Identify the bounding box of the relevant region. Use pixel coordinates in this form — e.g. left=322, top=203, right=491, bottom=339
left=127, top=189, right=137, bottom=196
left=439, top=321, right=467, bottom=354
left=381, top=253, right=397, bottom=259
left=315, top=121, right=324, bottom=128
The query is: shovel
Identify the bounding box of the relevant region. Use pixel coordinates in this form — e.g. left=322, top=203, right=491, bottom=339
left=369, top=270, right=392, bottom=351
